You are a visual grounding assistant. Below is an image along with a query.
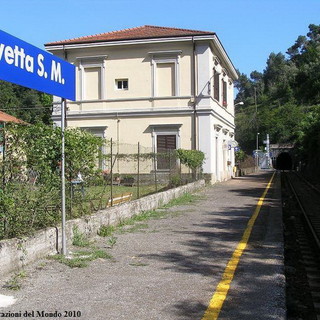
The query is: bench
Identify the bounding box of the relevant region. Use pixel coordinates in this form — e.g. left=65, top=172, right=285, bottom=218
left=107, top=192, right=133, bottom=207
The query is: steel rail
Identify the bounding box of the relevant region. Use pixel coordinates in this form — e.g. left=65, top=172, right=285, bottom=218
left=285, top=173, right=320, bottom=251
left=295, top=172, right=320, bottom=195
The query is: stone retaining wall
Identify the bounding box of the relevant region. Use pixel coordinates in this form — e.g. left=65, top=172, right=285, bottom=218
left=235, top=167, right=257, bottom=176
left=0, top=180, right=205, bottom=278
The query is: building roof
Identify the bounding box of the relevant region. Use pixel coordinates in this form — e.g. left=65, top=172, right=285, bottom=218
left=45, top=25, right=215, bottom=46
left=0, top=111, right=26, bottom=124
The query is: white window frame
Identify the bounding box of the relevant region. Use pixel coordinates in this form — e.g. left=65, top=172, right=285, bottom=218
left=77, top=55, right=107, bottom=101
left=115, top=79, right=129, bottom=90
left=149, top=51, right=181, bottom=97
left=80, top=126, right=107, bottom=169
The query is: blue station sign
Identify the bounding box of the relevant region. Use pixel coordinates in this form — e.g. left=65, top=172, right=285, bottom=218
left=0, top=30, right=75, bottom=100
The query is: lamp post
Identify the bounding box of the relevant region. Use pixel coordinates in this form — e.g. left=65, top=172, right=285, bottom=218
left=234, top=101, right=244, bottom=107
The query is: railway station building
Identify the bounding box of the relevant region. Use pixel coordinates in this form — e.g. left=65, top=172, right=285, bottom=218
left=45, top=25, right=238, bottom=183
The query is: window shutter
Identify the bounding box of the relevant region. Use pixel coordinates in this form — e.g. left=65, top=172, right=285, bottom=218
left=156, top=135, right=177, bottom=170
left=214, top=70, right=220, bottom=101
left=157, top=135, right=176, bottom=151
left=223, top=80, right=227, bottom=106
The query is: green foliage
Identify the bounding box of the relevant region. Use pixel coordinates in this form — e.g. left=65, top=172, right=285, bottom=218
left=97, top=224, right=115, bottom=237
left=175, top=149, right=205, bottom=169
left=170, top=174, right=181, bottom=187
left=0, top=183, right=60, bottom=239
left=295, top=105, right=320, bottom=173
left=235, top=23, right=320, bottom=158
left=235, top=150, right=246, bottom=163
left=3, top=123, right=104, bottom=183
left=4, top=270, right=27, bottom=290
left=0, top=123, right=105, bottom=240
left=161, top=192, right=201, bottom=208
left=107, top=236, right=117, bottom=248
left=72, top=226, right=91, bottom=247
left=65, top=128, right=104, bottom=179
left=0, top=81, right=53, bottom=124
left=50, top=248, right=112, bottom=268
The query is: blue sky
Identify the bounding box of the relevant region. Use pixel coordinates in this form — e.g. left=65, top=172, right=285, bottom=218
left=1, top=0, right=319, bottom=77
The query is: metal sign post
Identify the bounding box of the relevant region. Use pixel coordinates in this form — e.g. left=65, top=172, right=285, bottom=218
left=61, top=98, right=67, bottom=255
left=0, top=30, right=76, bottom=255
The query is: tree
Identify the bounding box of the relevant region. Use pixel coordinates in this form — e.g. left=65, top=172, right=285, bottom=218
left=0, top=81, right=53, bottom=124
left=4, top=123, right=105, bottom=184
left=263, top=52, right=296, bottom=103
left=235, top=24, right=320, bottom=157
left=287, top=24, right=320, bottom=104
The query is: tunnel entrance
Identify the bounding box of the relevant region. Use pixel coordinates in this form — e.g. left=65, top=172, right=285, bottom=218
left=275, top=152, right=293, bottom=170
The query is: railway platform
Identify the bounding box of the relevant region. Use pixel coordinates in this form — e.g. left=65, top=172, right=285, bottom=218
left=0, top=170, right=285, bottom=320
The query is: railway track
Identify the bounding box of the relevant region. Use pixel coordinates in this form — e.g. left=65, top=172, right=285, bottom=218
left=282, top=171, right=320, bottom=320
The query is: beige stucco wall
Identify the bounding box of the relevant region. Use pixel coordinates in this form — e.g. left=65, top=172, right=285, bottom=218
left=63, top=42, right=193, bottom=106
left=67, top=114, right=193, bottom=174
left=67, top=114, right=191, bottom=147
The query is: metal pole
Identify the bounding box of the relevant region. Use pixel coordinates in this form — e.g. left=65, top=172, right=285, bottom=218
left=61, top=98, right=67, bottom=255
left=256, top=132, right=260, bottom=169
left=154, top=151, right=158, bottom=192
left=1, top=122, right=6, bottom=234
left=110, top=138, right=113, bottom=206
left=137, top=142, right=140, bottom=199
left=1, top=122, right=5, bottom=191
left=169, top=150, right=172, bottom=183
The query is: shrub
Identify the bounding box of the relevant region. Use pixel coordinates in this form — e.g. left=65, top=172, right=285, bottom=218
left=170, top=174, right=181, bottom=187
left=175, top=149, right=205, bottom=170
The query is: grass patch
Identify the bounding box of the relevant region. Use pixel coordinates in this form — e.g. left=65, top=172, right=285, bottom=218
left=36, top=262, right=47, bottom=270
left=98, top=224, right=115, bottom=237
left=50, top=255, right=89, bottom=268
left=119, top=223, right=149, bottom=234
left=107, top=236, right=117, bottom=248
left=161, top=192, right=201, bottom=208
left=49, top=248, right=112, bottom=268
left=3, top=270, right=27, bottom=290
left=72, top=226, right=91, bottom=247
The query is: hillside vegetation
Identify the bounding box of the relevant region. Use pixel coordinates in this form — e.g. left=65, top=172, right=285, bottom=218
left=235, top=24, right=320, bottom=175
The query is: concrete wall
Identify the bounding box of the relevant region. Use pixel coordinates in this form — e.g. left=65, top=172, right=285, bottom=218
left=0, top=179, right=205, bottom=278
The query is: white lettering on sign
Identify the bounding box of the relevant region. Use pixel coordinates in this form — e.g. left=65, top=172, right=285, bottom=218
left=51, top=60, right=65, bottom=84
left=37, top=54, right=47, bottom=78
left=0, top=42, right=65, bottom=83
left=5, top=46, right=14, bottom=64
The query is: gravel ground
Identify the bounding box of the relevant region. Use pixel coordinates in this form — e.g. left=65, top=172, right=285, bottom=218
left=0, top=171, right=285, bottom=320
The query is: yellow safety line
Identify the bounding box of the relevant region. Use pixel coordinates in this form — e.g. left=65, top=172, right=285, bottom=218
left=201, top=172, right=276, bottom=320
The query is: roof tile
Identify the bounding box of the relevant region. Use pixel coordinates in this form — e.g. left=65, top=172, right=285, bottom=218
left=46, top=25, right=215, bottom=45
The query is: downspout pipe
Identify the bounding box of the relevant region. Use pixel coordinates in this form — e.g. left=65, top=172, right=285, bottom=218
left=192, top=37, right=197, bottom=150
